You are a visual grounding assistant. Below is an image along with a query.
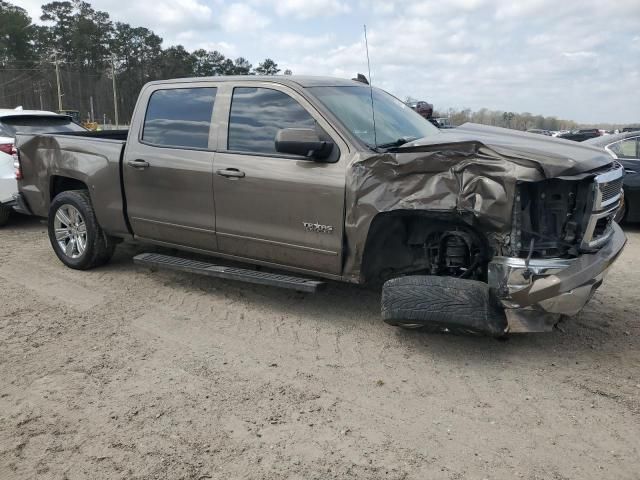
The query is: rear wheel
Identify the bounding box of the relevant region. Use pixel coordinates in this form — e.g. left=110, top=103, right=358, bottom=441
left=0, top=204, right=10, bottom=227
left=381, top=275, right=508, bottom=337
left=48, top=190, right=116, bottom=270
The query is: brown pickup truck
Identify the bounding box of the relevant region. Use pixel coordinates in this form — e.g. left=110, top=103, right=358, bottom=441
left=15, top=75, right=626, bottom=335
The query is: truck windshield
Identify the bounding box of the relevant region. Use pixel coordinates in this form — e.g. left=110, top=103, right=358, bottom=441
left=308, top=86, right=439, bottom=149
left=0, top=116, right=86, bottom=135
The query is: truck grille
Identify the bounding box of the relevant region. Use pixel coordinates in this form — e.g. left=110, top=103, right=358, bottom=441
left=598, top=178, right=623, bottom=204
left=580, top=162, right=624, bottom=250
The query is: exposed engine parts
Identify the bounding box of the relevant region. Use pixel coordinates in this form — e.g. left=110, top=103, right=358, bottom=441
left=424, top=230, right=484, bottom=279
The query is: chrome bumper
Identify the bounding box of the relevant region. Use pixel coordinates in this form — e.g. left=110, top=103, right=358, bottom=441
left=488, top=223, right=626, bottom=332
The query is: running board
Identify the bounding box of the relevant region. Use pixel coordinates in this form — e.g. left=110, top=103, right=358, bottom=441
left=133, top=253, right=325, bottom=293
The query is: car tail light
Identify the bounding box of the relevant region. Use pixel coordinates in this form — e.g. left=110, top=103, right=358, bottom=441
left=12, top=146, right=22, bottom=180
left=0, top=143, right=13, bottom=154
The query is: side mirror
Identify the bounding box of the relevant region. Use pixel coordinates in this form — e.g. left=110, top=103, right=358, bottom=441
left=275, top=128, right=334, bottom=160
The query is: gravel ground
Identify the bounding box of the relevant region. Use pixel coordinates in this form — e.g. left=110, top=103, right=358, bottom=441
left=1, top=214, right=639, bottom=480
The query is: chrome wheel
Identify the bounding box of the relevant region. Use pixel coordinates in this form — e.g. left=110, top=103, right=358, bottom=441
left=53, top=204, right=87, bottom=259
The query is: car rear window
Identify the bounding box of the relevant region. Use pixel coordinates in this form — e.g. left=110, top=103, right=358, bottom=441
left=0, top=116, right=86, bottom=135
left=142, top=87, right=217, bottom=149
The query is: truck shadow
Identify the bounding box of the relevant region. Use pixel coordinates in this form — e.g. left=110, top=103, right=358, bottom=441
left=106, top=239, right=638, bottom=365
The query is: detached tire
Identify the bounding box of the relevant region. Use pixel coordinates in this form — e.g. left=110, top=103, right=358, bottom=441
left=382, top=276, right=508, bottom=337
left=0, top=204, right=10, bottom=227
left=48, top=190, right=116, bottom=270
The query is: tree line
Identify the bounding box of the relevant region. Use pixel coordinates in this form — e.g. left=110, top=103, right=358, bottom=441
left=436, top=107, right=580, bottom=132
left=0, top=0, right=290, bottom=123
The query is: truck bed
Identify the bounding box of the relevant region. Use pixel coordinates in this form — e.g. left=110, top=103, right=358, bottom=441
left=16, top=131, right=131, bottom=237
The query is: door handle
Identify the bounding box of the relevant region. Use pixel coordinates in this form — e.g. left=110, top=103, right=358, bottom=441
left=216, top=168, right=245, bottom=178
left=127, top=159, right=150, bottom=169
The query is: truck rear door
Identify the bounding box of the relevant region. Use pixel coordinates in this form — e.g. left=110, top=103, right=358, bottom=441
left=123, top=84, right=218, bottom=251
left=211, top=82, right=348, bottom=275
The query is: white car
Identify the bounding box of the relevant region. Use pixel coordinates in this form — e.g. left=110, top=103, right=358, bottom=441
left=0, top=108, right=85, bottom=226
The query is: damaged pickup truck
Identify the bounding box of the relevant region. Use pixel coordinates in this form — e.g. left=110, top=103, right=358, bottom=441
left=14, top=76, right=626, bottom=335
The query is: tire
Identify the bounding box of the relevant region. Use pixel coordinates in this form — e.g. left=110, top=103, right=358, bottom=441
left=48, top=190, right=116, bottom=270
left=381, top=275, right=508, bottom=337
left=0, top=204, right=10, bottom=227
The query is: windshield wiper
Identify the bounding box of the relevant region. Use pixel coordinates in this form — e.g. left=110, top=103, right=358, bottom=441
left=376, top=136, right=417, bottom=150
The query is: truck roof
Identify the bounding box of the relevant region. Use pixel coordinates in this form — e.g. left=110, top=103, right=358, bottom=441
left=146, top=75, right=367, bottom=88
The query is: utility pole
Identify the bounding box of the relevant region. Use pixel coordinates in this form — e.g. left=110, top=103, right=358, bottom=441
left=89, top=95, right=95, bottom=123
left=38, top=82, right=44, bottom=110
left=53, top=51, right=63, bottom=112
left=111, top=55, right=119, bottom=129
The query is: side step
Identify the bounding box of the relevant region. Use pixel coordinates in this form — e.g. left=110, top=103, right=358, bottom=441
left=133, top=253, right=325, bottom=293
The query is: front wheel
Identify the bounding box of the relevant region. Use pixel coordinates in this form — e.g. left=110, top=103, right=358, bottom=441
left=48, top=190, right=116, bottom=270
left=381, top=275, right=508, bottom=337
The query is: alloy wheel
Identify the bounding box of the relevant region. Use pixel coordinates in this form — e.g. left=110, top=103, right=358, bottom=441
left=53, top=204, right=87, bottom=259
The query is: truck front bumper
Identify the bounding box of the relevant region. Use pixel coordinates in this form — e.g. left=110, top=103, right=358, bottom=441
left=488, top=223, right=626, bottom=332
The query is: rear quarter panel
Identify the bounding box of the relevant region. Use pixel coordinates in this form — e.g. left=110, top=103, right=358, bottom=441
left=16, top=133, right=129, bottom=235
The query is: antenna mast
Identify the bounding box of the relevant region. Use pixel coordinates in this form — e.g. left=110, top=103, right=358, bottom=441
left=364, top=25, right=378, bottom=149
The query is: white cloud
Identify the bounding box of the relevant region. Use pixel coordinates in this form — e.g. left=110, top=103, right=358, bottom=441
left=268, top=33, right=334, bottom=50
left=253, top=0, right=351, bottom=19
left=222, top=3, right=270, bottom=33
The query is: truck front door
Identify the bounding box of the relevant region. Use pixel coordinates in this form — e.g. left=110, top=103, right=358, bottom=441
left=212, top=83, right=348, bottom=275
left=123, top=85, right=218, bottom=251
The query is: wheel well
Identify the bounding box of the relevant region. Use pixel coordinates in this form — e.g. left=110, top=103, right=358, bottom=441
left=50, top=176, right=88, bottom=200
left=360, top=211, right=491, bottom=284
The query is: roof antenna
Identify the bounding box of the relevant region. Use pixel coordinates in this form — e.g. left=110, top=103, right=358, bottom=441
left=363, top=24, right=378, bottom=150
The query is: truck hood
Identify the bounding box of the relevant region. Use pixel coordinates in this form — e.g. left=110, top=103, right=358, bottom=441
left=401, top=123, right=613, bottom=178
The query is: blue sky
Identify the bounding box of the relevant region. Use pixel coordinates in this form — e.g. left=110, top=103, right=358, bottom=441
left=20, top=0, right=640, bottom=123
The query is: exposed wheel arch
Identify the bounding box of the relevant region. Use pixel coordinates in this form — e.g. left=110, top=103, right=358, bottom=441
left=360, top=210, right=492, bottom=285
left=50, top=175, right=89, bottom=201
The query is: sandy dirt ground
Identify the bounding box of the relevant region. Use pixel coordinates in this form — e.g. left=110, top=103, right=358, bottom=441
left=1, top=214, right=639, bottom=480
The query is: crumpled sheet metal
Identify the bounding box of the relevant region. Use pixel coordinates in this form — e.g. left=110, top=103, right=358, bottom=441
left=343, top=140, right=548, bottom=282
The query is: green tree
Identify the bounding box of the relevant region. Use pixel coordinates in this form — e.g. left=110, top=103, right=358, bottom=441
left=254, top=58, right=280, bottom=75
left=158, top=45, right=194, bottom=78
left=233, top=57, right=252, bottom=75
left=0, top=1, right=37, bottom=66
left=191, top=49, right=227, bottom=76
left=40, top=0, right=113, bottom=72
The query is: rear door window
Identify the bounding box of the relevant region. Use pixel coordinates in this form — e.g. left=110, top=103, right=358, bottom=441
left=143, top=87, right=217, bottom=149
left=227, top=87, right=315, bottom=154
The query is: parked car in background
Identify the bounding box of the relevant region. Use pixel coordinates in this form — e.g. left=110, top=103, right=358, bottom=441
left=586, top=131, right=640, bottom=223
left=622, top=126, right=640, bottom=133
left=526, top=128, right=552, bottom=136
left=559, top=129, right=602, bottom=142
left=406, top=100, right=442, bottom=128
left=0, top=109, right=86, bottom=226
left=434, top=117, right=454, bottom=128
